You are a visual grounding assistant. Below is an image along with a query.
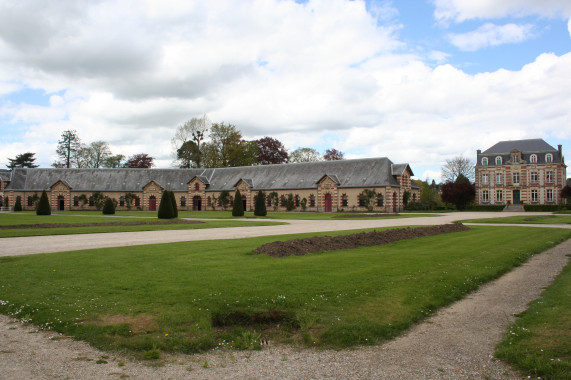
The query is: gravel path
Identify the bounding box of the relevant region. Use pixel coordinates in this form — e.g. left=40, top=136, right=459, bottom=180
left=1, top=232, right=569, bottom=379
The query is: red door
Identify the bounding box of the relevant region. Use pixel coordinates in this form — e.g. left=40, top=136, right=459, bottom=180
left=149, top=196, right=157, bottom=211
left=392, top=193, right=397, bottom=213
left=324, top=193, right=332, bottom=212
left=193, top=196, right=202, bottom=211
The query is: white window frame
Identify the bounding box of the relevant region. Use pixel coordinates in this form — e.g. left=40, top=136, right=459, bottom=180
left=481, top=157, right=488, bottom=166
left=545, top=153, right=553, bottom=163
left=482, top=173, right=489, bottom=184
left=482, top=190, right=489, bottom=203
left=496, top=173, right=503, bottom=184
left=513, top=172, right=520, bottom=185
left=547, top=189, right=554, bottom=202
left=531, top=189, right=538, bottom=203
left=546, top=171, right=554, bottom=183
left=496, top=190, right=503, bottom=202
left=512, top=154, right=518, bottom=163
left=531, top=172, right=538, bottom=183
left=495, top=156, right=502, bottom=165
left=530, top=154, right=537, bottom=163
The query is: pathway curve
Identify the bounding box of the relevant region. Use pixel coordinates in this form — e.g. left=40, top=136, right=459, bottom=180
left=2, top=211, right=568, bottom=257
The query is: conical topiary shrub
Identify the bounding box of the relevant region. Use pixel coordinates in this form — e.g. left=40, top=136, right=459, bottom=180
left=254, top=190, right=267, bottom=217
left=169, top=191, right=178, bottom=218
left=158, top=190, right=175, bottom=219
left=232, top=189, right=244, bottom=217
left=102, top=197, right=116, bottom=215
left=14, top=196, right=22, bottom=212
left=36, top=190, right=51, bottom=215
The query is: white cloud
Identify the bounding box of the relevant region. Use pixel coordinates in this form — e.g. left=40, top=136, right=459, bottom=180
left=433, top=0, right=571, bottom=23
left=449, top=23, right=534, bottom=51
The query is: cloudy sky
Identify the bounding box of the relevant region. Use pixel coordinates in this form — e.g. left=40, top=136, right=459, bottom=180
left=1, top=0, right=570, bottom=180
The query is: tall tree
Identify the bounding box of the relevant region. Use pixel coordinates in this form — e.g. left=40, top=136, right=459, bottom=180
left=441, top=174, right=475, bottom=210
left=289, top=147, right=320, bottom=163
left=323, top=148, right=344, bottom=161
left=202, top=123, right=258, bottom=167
left=441, top=155, right=474, bottom=182
left=7, top=152, right=39, bottom=169
left=55, top=130, right=81, bottom=168
left=172, top=115, right=210, bottom=168
left=124, top=153, right=154, bottom=168
left=104, top=154, right=125, bottom=168
left=254, top=137, right=289, bottom=165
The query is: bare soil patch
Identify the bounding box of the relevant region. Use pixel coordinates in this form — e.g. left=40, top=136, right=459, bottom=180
left=0, top=219, right=203, bottom=230
left=89, top=314, right=158, bottom=334
left=253, top=223, right=470, bottom=257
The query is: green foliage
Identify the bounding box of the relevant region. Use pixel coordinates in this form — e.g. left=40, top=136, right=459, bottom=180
left=268, top=192, right=279, bottom=211
left=91, top=192, right=105, bottom=211
left=254, top=190, right=267, bottom=216
left=300, top=198, right=307, bottom=211
left=14, top=196, right=22, bottom=212
left=158, top=191, right=175, bottom=219
left=524, top=204, right=564, bottom=212
left=7, top=152, right=39, bottom=169
left=403, top=191, right=411, bottom=207
left=233, top=330, right=262, bottom=350
left=285, top=193, right=295, bottom=211
left=124, top=193, right=137, bottom=210
left=102, top=198, right=116, bottom=215
left=36, top=191, right=51, bottom=215
left=219, top=191, right=230, bottom=210
left=359, top=189, right=377, bottom=211
left=232, top=190, right=244, bottom=217
left=467, top=205, right=506, bottom=211
left=169, top=191, right=178, bottom=218
left=78, top=194, right=88, bottom=208
left=441, top=178, right=475, bottom=210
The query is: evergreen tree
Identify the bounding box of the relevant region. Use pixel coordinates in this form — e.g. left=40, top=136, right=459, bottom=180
left=14, top=196, right=22, bottom=212
left=232, top=189, right=244, bottom=217
left=158, top=190, right=175, bottom=219
left=102, top=197, right=116, bottom=215
left=36, top=190, right=51, bottom=215
left=254, top=190, right=267, bottom=216
left=169, top=191, right=178, bottom=218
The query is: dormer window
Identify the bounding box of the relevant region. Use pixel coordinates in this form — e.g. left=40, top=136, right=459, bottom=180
left=512, top=154, right=518, bottom=163
left=495, top=156, right=502, bottom=165
left=530, top=154, right=537, bottom=163
left=545, top=153, right=553, bottom=163
left=481, top=157, right=488, bottom=166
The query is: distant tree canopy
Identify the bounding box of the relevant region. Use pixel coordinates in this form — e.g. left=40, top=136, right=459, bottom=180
left=323, top=148, right=344, bottom=161
left=441, top=174, right=475, bottom=210
left=7, top=152, right=39, bottom=169
left=254, top=137, right=289, bottom=165
left=124, top=153, right=154, bottom=168
left=441, top=155, right=474, bottom=182
left=172, top=115, right=210, bottom=168
left=54, top=130, right=82, bottom=168
left=289, top=147, right=321, bottom=163
left=202, top=123, right=258, bottom=167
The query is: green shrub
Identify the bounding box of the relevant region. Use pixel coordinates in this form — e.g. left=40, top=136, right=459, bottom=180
left=91, top=192, right=105, bottom=210
left=36, top=190, right=51, bottom=215
left=170, top=191, right=178, bottom=218
left=219, top=191, right=230, bottom=210
left=102, top=198, right=116, bottom=215
left=158, top=191, right=175, bottom=219
left=14, top=196, right=22, bottom=212
left=233, top=189, right=244, bottom=217
left=286, top=193, right=295, bottom=211
left=468, top=205, right=505, bottom=211
left=254, top=190, right=267, bottom=216
left=524, top=204, right=564, bottom=212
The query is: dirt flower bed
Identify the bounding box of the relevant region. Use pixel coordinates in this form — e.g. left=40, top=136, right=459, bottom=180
left=0, top=219, right=203, bottom=230
left=333, top=213, right=400, bottom=218
left=253, top=223, right=470, bottom=257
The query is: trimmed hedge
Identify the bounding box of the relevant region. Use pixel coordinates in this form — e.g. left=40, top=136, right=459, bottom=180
left=13, top=196, right=22, bottom=212
left=524, top=204, right=564, bottom=212
left=169, top=190, right=178, bottom=218
left=232, top=189, right=244, bottom=217
left=102, top=197, right=116, bottom=215
left=158, top=191, right=175, bottom=219
left=254, top=190, right=267, bottom=216
left=467, top=205, right=506, bottom=211
left=36, top=190, right=51, bottom=215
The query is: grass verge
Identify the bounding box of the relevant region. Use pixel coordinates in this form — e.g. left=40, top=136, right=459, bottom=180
left=495, top=258, right=571, bottom=379
left=462, top=215, right=571, bottom=225
left=0, top=226, right=569, bottom=356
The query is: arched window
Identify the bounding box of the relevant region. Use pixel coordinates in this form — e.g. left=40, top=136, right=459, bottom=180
left=481, top=157, right=488, bottom=166
left=195, top=183, right=200, bottom=191
left=530, top=154, right=537, bottom=163
left=545, top=153, right=553, bottom=163
left=495, top=156, right=502, bottom=165
left=377, top=194, right=384, bottom=207
left=295, top=195, right=300, bottom=207
left=341, top=194, right=348, bottom=207
left=309, top=195, right=316, bottom=207
left=119, top=196, right=125, bottom=207
left=180, top=196, right=186, bottom=207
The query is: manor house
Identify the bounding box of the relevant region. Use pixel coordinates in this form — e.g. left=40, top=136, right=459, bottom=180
left=475, top=139, right=566, bottom=205
left=2, top=157, right=419, bottom=213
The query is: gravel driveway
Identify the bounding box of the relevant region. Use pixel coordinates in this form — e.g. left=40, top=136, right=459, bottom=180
left=1, top=212, right=569, bottom=379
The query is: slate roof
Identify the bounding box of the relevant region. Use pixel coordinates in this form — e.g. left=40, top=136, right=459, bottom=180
left=0, top=170, right=11, bottom=182
left=477, top=139, right=563, bottom=166
left=6, top=157, right=415, bottom=192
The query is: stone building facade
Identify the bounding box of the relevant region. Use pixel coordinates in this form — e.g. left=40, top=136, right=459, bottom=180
left=4, top=157, right=419, bottom=213
left=475, top=139, right=566, bottom=205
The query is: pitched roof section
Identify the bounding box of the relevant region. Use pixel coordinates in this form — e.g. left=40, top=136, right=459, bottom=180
left=6, top=157, right=407, bottom=192
left=0, top=170, right=11, bottom=182
left=482, top=139, right=556, bottom=154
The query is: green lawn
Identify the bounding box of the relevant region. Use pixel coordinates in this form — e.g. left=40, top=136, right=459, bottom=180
left=495, top=260, right=571, bottom=379
left=462, top=215, right=571, bottom=225
left=52, top=210, right=437, bottom=220
left=0, top=213, right=284, bottom=238
left=0, top=225, right=569, bottom=357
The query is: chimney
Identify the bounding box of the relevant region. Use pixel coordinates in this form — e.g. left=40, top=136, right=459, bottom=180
left=477, top=149, right=481, bottom=155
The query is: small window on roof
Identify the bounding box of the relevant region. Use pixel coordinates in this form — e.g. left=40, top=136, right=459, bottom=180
left=530, top=154, right=537, bottom=163
left=495, top=156, right=502, bottom=165
left=481, top=157, right=488, bottom=166
left=545, top=153, right=553, bottom=163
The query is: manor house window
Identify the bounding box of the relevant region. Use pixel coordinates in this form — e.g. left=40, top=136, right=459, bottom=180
left=495, top=156, right=502, bottom=165
left=546, top=171, right=554, bottom=183
left=530, top=154, right=537, bottom=163
left=531, top=189, right=538, bottom=202
left=496, top=173, right=503, bottom=184
left=545, top=153, right=553, bottom=163
left=482, top=173, right=489, bottom=184
left=481, top=157, right=488, bottom=165
left=482, top=190, right=489, bottom=203
left=531, top=172, right=538, bottom=183
left=496, top=190, right=503, bottom=202
left=513, top=172, right=520, bottom=185
left=547, top=189, right=554, bottom=202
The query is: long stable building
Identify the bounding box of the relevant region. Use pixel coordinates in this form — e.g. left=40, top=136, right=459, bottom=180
left=475, top=139, right=566, bottom=205
left=2, top=157, right=419, bottom=213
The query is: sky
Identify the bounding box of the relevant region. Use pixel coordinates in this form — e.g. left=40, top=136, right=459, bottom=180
left=0, top=0, right=570, bottom=181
